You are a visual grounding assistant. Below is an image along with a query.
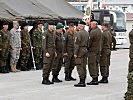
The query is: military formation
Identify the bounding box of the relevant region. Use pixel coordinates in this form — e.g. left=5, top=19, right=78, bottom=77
left=0, top=20, right=114, bottom=87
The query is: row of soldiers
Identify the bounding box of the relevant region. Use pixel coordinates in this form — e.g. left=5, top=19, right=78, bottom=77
left=0, top=20, right=112, bottom=87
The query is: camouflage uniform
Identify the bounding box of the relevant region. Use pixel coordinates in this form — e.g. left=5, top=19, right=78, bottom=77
left=10, top=28, right=21, bottom=67
left=0, top=29, right=10, bottom=72
left=20, top=30, right=30, bottom=70
left=99, top=29, right=112, bottom=83
left=129, top=29, right=133, bottom=72
left=31, top=28, right=42, bottom=69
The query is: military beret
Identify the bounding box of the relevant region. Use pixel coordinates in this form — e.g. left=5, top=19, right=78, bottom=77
left=68, top=23, right=74, bottom=26
left=21, top=22, right=29, bottom=28
left=48, top=21, right=55, bottom=25
left=78, top=21, right=86, bottom=25
left=37, top=21, right=43, bottom=25
left=56, top=24, right=63, bottom=29
left=3, top=21, right=9, bottom=25
left=101, top=23, right=109, bottom=27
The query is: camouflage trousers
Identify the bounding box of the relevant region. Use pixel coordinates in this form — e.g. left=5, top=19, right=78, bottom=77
left=0, top=49, right=9, bottom=67
left=10, top=48, right=21, bottom=66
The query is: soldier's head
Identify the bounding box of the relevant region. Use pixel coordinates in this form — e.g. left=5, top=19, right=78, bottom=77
left=37, top=21, right=43, bottom=30
left=101, top=23, right=108, bottom=31
left=56, top=24, right=63, bottom=33
left=68, top=23, right=75, bottom=33
left=13, top=21, right=19, bottom=29
left=2, top=21, right=9, bottom=30
left=65, top=27, right=69, bottom=33
left=90, top=21, right=98, bottom=29
left=78, top=21, right=86, bottom=30
left=21, top=22, right=29, bottom=30
left=48, top=21, right=55, bottom=31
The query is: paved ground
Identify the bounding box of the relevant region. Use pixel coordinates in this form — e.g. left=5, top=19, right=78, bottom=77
left=0, top=49, right=129, bottom=100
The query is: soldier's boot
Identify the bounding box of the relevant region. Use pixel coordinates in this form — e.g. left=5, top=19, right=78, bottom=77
left=65, top=73, right=71, bottom=81
left=98, top=77, right=108, bottom=83
left=69, top=73, right=76, bottom=81
left=14, top=65, right=20, bottom=72
left=87, top=77, right=99, bottom=85
left=74, top=78, right=86, bottom=87
left=42, top=77, right=54, bottom=85
left=52, top=75, right=62, bottom=83
left=11, top=65, right=16, bottom=73
left=1, top=66, right=9, bottom=73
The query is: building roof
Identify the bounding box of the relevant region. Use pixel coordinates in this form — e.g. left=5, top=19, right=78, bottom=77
left=126, top=13, right=133, bottom=21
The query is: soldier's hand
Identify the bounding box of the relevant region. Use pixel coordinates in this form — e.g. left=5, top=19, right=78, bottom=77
left=74, top=55, right=77, bottom=58
left=46, top=52, right=50, bottom=57
left=64, top=53, right=68, bottom=56
left=0, top=48, right=2, bottom=51
left=55, top=52, right=57, bottom=57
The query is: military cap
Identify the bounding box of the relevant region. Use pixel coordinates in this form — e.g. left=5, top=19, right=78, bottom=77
left=3, top=21, right=9, bottom=25
left=101, top=23, right=109, bottom=27
left=48, top=21, right=55, bottom=25
left=37, top=21, right=43, bottom=25
left=21, top=22, right=28, bottom=29
left=13, top=21, right=19, bottom=26
left=78, top=21, right=86, bottom=25
left=68, top=23, right=74, bottom=26
left=56, top=24, right=63, bottom=29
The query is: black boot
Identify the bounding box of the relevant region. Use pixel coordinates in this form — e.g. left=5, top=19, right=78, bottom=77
left=87, top=77, right=99, bottom=85
left=42, top=77, right=54, bottom=85
left=74, top=78, right=86, bottom=87
left=65, top=73, right=71, bottom=81
left=69, top=73, right=76, bottom=81
left=99, top=77, right=108, bottom=83
left=1, top=66, right=9, bottom=73
left=52, top=75, right=62, bottom=83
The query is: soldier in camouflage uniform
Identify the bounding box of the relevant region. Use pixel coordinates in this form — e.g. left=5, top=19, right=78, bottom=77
left=74, top=21, right=89, bottom=87
left=52, top=24, right=63, bottom=83
left=0, top=21, right=10, bottom=73
left=129, top=25, right=133, bottom=73
left=99, top=23, right=112, bottom=83
left=87, top=21, right=102, bottom=85
left=31, top=21, right=43, bottom=70
left=20, top=22, right=30, bottom=71
left=42, top=21, right=55, bottom=85
left=10, top=21, right=21, bottom=72
left=64, top=23, right=76, bottom=81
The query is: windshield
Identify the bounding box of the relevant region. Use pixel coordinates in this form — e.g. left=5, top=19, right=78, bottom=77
left=115, top=12, right=126, bottom=32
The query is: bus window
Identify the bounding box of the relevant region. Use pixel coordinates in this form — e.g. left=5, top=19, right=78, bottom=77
left=103, top=16, right=110, bottom=24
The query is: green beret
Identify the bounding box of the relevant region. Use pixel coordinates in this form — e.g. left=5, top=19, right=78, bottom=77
left=56, top=24, right=63, bottom=29
left=79, top=21, right=86, bottom=25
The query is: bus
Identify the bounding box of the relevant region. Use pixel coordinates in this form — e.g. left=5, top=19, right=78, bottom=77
left=91, top=9, right=128, bottom=48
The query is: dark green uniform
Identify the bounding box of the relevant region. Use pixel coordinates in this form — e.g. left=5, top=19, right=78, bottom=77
left=31, top=28, right=42, bottom=69
left=99, top=29, right=112, bottom=80
left=42, top=29, right=55, bottom=78
left=129, top=29, right=133, bottom=72
left=52, top=32, right=63, bottom=76
left=64, top=31, right=75, bottom=80
left=110, top=29, right=116, bottom=50
left=87, top=26, right=102, bottom=85
left=74, top=29, right=89, bottom=81
left=0, top=29, right=10, bottom=72
left=20, top=30, right=30, bottom=70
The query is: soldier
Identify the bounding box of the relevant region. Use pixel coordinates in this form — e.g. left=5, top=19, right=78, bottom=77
left=31, top=21, right=43, bottom=70
left=0, top=21, right=10, bottom=73
left=110, top=26, right=116, bottom=50
left=42, top=21, right=55, bottom=85
left=52, top=24, right=63, bottom=83
left=20, top=22, right=30, bottom=71
left=74, top=21, right=89, bottom=87
left=87, top=21, right=102, bottom=85
left=64, top=23, right=76, bottom=81
left=10, top=21, right=21, bottom=72
left=129, top=25, right=133, bottom=72
left=99, top=23, right=112, bottom=83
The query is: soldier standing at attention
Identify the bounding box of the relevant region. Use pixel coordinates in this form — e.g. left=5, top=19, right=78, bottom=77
left=10, top=21, right=21, bottom=72
left=129, top=25, right=133, bottom=72
left=0, top=21, right=10, bottom=73
left=64, top=23, right=76, bottom=81
left=51, top=24, right=64, bottom=83
left=74, top=21, right=89, bottom=87
left=42, top=21, right=55, bottom=85
left=20, top=22, right=30, bottom=71
left=31, top=21, right=43, bottom=70
left=87, top=21, right=102, bottom=85
left=99, top=23, right=112, bottom=83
